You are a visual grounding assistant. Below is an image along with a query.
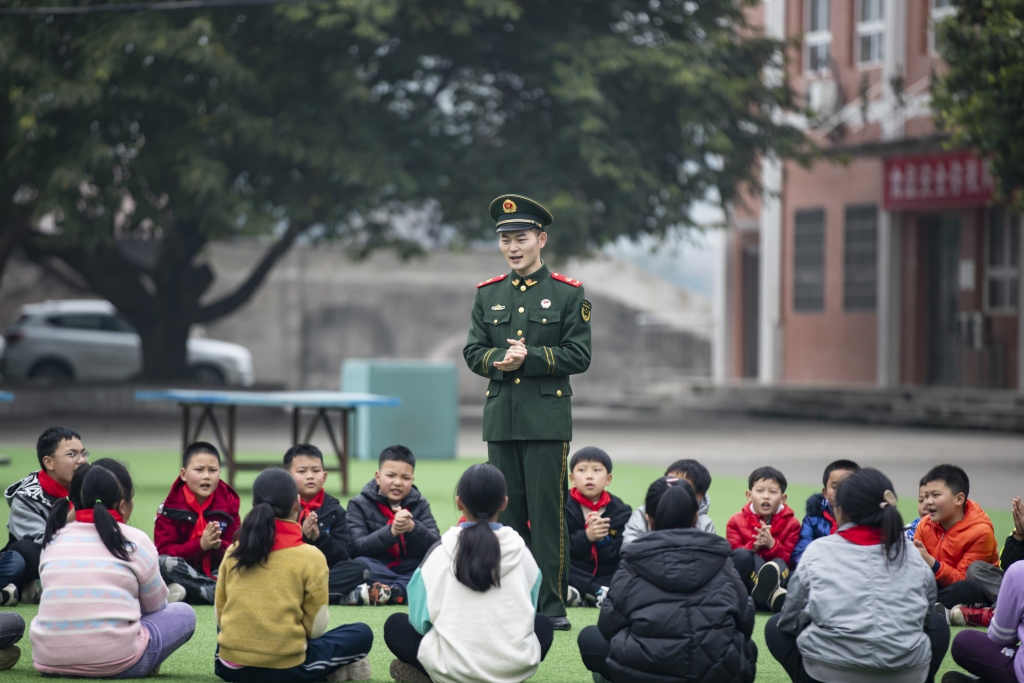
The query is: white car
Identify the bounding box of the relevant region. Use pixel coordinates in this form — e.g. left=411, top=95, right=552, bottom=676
left=1, top=300, right=255, bottom=386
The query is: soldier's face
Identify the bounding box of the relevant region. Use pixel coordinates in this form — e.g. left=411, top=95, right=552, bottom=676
left=571, top=460, right=612, bottom=501
left=499, top=230, right=547, bottom=274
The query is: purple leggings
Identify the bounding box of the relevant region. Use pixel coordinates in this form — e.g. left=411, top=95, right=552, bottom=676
left=116, top=603, right=197, bottom=678
left=950, top=629, right=1021, bottom=683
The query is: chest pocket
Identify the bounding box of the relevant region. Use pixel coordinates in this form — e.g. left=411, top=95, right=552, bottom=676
left=527, top=309, right=561, bottom=345
left=487, top=310, right=511, bottom=343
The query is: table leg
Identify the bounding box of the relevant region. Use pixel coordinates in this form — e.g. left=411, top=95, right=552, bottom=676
left=227, top=405, right=236, bottom=488
left=291, top=407, right=300, bottom=445
left=181, top=405, right=191, bottom=454
left=340, top=408, right=349, bottom=496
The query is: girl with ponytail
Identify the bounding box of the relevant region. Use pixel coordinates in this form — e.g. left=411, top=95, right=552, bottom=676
left=214, top=468, right=372, bottom=683
left=31, top=461, right=197, bottom=678
left=766, top=468, right=950, bottom=683
left=578, top=476, right=758, bottom=683
left=384, top=464, right=552, bottom=683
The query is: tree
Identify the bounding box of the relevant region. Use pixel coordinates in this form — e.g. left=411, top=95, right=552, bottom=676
left=1, top=0, right=805, bottom=380
left=932, top=0, right=1024, bottom=208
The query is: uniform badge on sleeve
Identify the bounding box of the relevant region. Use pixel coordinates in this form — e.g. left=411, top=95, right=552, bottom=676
left=581, top=300, right=592, bottom=323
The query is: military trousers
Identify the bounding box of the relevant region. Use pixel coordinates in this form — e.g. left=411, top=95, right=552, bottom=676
left=488, top=439, right=569, bottom=618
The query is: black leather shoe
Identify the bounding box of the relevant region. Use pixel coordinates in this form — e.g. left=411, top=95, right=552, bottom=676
left=551, top=616, right=572, bottom=631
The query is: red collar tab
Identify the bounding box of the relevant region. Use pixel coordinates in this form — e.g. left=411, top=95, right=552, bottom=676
left=271, top=519, right=305, bottom=551
left=551, top=272, right=582, bottom=287
left=299, top=489, right=325, bottom=524
left=38, top=470, right=69, bottom=499
left=837, top=525, right=883, bottom=546
left=75, top=507, right=125, bottom=524
left=570, top=487, right=611, bottom=513
left=477, top=273, right=509, bottom=288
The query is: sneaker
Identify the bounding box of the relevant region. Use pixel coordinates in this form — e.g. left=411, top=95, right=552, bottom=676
left=941, top=673, right=980, bottom=682
left=0, top=583, right=18, bottom=607
left=950, top=605, right=994, bottom=628
left=769, top=587, right=788, bottom=614
left=0, top=646, right=21, bottom=671
left=389, top=658, right=431, bottom=683
left=594, top=586, right=609, bottom=609
left=337, top=584, right=368, bottom=606
left=328, top=657, right=371, bottom=681
left=166, top=583, right=186, bottom=604
left=20, top=579, right=41, bottom=604
left=367, top=582, right=392, bottom=606
left=752, top=562, right=781, bottom=609
left=566, top=585, right=584, bottom=608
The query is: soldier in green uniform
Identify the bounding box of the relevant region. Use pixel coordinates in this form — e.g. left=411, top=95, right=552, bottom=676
left=463, top=194, right=592, bottom=631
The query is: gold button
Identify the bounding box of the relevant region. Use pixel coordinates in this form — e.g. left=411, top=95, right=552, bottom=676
left=542, top=318, right=547, bottom=323
left=518, top=307, right=524, bottom=313
left=520, top=285, right=526, bottom=291
left=493, top=319, right=498, bottom=323
left=557, top=390, right=562, bottom=397
left=517, top=329, right=522, bottom=336
left=515, top=378, right=521, bottom=384
left=486, top=390, right=490, bottom=397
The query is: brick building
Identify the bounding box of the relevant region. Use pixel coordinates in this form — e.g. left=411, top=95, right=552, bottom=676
left=713, top=0, right=1024, bottom=390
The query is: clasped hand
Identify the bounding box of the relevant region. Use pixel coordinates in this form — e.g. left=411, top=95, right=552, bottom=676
left=585, top=511, right=611, bottom=542
left=752, top=522, right=775, bottom=551
left=199, top=521, right=222, bottom=551
left=493, top=338, right=527, bottom=372
left=390, top=508, right=415, bottom=536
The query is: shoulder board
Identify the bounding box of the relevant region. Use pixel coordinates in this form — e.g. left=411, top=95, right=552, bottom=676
left=476, top=273, right=508, bottom=288
left=551, top=272, right=582, bottom=288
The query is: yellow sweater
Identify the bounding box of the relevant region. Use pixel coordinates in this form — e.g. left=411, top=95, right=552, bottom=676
left=215, top=535, right=330, bottom=669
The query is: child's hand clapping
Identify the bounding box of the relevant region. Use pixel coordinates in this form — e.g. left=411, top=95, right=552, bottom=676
left=391, top=508, right=415, bottom=536
left=913, top=538, right=935, bottom=567
left=585, top=511, right=611, bottom=542
left=200, top=521, right=222, bottom=551
left=1012, top=497, right=1024, bottom=541
left=302, top=511, right=320, bottom=541
left=753, top=522, right=775, bottom=551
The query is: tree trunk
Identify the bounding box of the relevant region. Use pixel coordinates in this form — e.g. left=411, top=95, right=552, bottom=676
left=135, top=307, right=194, bottom=381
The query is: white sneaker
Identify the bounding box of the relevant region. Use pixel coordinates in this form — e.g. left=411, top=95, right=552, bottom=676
left=20, top=579, right=41, bottom=604
left=0, top=583, right=18, bottom=607
left=566, top=585, right=584, bottom=608
left=166, top=583, right=186, bottom=604
left=328, top=657, right=371, bottom=681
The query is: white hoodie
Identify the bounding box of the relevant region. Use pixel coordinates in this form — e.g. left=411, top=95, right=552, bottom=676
left=407, top=524, right=543, bottom=683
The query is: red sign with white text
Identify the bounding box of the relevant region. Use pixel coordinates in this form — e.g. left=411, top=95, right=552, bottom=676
left=883, top=151, right=993, bottom=211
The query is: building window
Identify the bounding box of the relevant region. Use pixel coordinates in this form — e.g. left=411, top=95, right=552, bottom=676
left=930, top=0, right=956, bottom=55
left=986, top=208, right=1020, bottom=313
left=794, top=209, right=826, bottom=312
left=856, top=0, right=885, bottom=66
left=843, top=205, right=878, bottom=311
left=805, top=0, right=832, bottom=74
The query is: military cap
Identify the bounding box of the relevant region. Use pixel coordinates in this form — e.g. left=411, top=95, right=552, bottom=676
left=489, top=194, right=553, bottom=233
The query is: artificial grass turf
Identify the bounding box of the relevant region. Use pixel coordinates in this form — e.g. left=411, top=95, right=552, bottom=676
left=0, top=445, right=1001, bottom=681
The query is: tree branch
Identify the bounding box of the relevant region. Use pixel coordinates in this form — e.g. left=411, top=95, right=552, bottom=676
left=195, top=222, right=307, bottom=323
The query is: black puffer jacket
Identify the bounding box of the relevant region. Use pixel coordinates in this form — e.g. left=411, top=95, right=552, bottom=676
left=346, top=479, right=440, bottom=573
left=598, top=528, right=757, bottom=683
left=304, top=492, right=352, bottom=567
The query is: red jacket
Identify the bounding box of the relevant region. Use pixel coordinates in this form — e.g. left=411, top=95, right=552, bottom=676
left=915, top=499, right=999, bottom=587
left=726, top=503, right=800, bottom=565
left=154, top=478, right=240, bottom=575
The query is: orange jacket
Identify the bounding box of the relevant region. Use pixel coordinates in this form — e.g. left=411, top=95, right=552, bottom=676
left=915, top=499, right=999, bottom=587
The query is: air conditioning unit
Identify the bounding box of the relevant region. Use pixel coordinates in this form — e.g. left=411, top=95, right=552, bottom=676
left=807, top=79, right=838, bottom=119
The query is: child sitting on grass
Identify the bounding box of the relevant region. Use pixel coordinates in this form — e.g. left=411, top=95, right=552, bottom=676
left=384, top=463, right=552, bottom=683
left=155, top=441, right=241, bottom=605
left=767, top=468, right=949, bottom=683
left=906, top=484, right=928, bottom=540
left=284, top=444, right=370, bottom=605
left=347, top=445, right=440, bottom=606
left=791, top=459, right=860, bottom=567
left=1, top=426, right=89, bottom=605
left=914, top=464, right=999, bottom=610
left=622, top=458, right=714, bottom=543
left=215, top=468, right=372, bottom=683
left=32, top=460, right=197, bottom=678
left=726, top=466, right=799, bottom=613
left=578, top=477, right=757, bottom=683
left=565, top=447, right=632, bottom=608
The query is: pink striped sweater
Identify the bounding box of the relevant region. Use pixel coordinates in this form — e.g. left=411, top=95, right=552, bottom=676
left=30, top=521, right=168, bottom=675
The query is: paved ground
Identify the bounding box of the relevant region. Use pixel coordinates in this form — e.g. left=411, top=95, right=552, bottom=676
left=2, top=408, right=1021, bottom=509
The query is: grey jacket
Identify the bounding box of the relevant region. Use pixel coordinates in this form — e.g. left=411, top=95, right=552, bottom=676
left=778, top=525, right=936, bottom=678
left=623, top=493, right=714, bottom=545
left=4, top=471, right=59, bottom=544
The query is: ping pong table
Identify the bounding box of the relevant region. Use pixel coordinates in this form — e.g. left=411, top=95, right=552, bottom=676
left=0, top=392, right=12, bottom=402
left=135, top=390, right=400, bottom=495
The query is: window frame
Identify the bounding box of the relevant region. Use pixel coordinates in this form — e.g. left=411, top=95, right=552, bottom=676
left=855, top=0, right=885, bottom=67
left=804, top=0, right=833, bottom=76
left=984, top=208, right=1020, bottom=315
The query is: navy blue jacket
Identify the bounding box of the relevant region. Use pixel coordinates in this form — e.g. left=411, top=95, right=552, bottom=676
left=791, top=494, right=836, bottom=567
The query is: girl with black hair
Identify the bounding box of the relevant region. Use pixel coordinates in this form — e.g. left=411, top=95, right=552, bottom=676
left=766, top=467, right=950, bottom=683
left=31, top=461, right=197, bottom=678
left=383, top=463, right=552, bottom=683
left=214, top=468, right=373, bottom=683
left=577, top=476, right=758, bottom=683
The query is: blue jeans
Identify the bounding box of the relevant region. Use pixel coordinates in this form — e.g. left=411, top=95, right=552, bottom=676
left=214, top=623, right=373, bottom=683
left=0, top=550, right=26, bottom=589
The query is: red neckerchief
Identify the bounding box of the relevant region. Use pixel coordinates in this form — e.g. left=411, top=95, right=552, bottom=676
left=299, top=490, right=325, bottom=525
left=838, top=525, right=883, bottom=546
left=181, top=484, right=215, bottom=577
left=375, top=502, right=407, bottom=568
left=823, top=507, right=837, bottom=535
left=570, top=488, right=612, bottom=575
left=38, top=470, right=70, bottom=505
left=271, top=520, right=305, bottom=551
left=75, top=508, right=125, bottom=524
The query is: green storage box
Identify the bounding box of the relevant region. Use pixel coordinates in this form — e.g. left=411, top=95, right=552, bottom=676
left=341, top=359, right=458, bottom=461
